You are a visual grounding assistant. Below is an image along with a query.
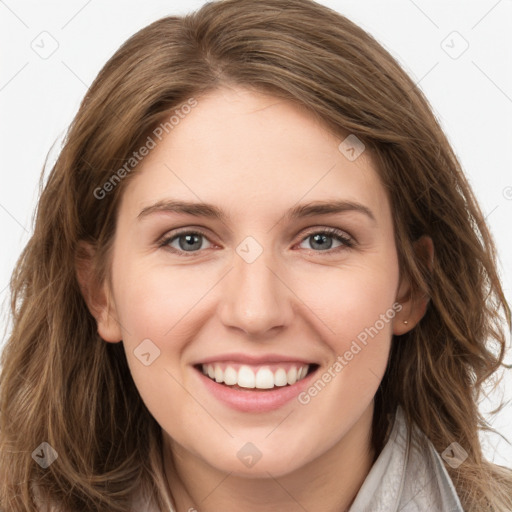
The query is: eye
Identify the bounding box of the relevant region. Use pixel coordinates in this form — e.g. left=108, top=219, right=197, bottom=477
left=159, top=229, right=213, bottom=256
left=158, top=227, right=355, bottom=257
left=297, top=228, right=354, bottom=253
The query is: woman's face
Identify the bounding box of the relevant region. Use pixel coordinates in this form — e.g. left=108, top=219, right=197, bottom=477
left=94, top=86, right=416, bottom=477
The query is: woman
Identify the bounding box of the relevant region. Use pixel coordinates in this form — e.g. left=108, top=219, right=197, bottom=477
left=1, top=0, right=511, bottom=510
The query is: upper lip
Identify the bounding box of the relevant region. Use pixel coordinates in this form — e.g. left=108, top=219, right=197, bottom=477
left=193, top=353, right=317, bottom=366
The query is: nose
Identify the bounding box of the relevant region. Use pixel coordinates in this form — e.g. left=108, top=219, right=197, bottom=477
left=218, top=248, right=294, bottom=338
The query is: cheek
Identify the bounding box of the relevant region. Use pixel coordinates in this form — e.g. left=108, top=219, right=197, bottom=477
left=112, top=262, right=198, bottom=433
left=294, top=260, right=398, bottom=402
left=297, top=261, right=399, bottom=347
left=293, top=262, right=398, bottom=423
left=111, top=260, right=243, bottom=421
left=110, top=261, right=194, bottom=398
left=113, top=260, right=202, bottom=344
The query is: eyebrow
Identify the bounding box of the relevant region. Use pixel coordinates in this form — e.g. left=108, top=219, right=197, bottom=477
left=137, top=199, right=376, bottom=223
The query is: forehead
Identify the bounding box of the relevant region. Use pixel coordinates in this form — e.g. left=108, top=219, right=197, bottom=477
left=119, top=86, right=390, bottom=224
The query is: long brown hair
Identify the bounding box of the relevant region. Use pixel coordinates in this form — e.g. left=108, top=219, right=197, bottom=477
left=1, top=0, right=511, bottom=510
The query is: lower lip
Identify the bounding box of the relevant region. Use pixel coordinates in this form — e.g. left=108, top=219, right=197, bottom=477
left=195, top=367, right=317, bottom=413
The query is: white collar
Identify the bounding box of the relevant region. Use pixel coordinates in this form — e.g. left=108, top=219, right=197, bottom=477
left=348, top=406, right=464, bottom=512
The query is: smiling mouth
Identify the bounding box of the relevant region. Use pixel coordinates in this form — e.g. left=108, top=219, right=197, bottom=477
left=194, top=363, right=320, bottom=391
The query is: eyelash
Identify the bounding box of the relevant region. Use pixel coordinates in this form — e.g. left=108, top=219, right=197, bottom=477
left=158, top=227, right=355, bottom=257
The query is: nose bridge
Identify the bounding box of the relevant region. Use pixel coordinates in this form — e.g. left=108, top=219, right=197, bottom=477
left=219, top=238, right=293, bottom=336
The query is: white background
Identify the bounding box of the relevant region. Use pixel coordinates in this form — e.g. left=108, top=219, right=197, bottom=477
left=0, top=0, right=511, bottom=468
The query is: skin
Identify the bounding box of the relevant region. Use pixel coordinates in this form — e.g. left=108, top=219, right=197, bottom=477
left=78, top=85, right=432, bottom=512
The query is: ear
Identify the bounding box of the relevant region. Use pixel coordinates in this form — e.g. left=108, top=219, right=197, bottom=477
left=393, top=235, right=434, bottom=336
left=75, top=240, right=123, bottom=343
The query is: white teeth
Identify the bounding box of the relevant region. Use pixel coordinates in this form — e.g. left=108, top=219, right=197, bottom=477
left=201, top=363, right=310, bottom=389
left=287, top=367, right=297, bottom=385
left=274, top=368, right=288, bottom=387
left=255, top=367, right=275, bottom=389
left=224, top=366, right=238, bottom=385
left=238, top=365, right=255, bottom=388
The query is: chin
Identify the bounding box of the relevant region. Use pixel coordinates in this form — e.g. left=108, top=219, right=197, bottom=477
left=224, top=456, right=305, bottom=479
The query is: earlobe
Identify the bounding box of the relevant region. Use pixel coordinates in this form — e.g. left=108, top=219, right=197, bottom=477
left=75, top=241, right=123, bottom=343
left=392, top=235, right=434, bottom=336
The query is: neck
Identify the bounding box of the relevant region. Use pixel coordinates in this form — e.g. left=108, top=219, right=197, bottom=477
left=163, top=404, right=376, bottom=512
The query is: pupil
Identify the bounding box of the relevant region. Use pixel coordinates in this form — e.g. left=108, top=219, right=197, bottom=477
left=179, top=234, right=201, bottom=251
left=311, top=234, right=332, bottom=250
